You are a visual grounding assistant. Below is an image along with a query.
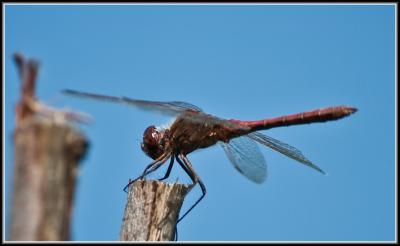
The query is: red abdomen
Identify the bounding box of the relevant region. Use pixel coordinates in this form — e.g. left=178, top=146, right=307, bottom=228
left=231, top=106, right=357, bottom=132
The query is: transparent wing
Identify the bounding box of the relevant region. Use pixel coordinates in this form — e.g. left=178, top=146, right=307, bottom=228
left=167, top=101, right=203, bottom=112
left=62, top=89, right=251, bottom=131
left=247, top=132, right=325, bottom=174
left=219, top=136, right=267, bottom=184
left=62, top=89, right=203, bottom=117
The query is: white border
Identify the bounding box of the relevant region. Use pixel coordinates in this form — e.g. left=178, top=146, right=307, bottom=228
left=2, top=2, right=397, bottom=243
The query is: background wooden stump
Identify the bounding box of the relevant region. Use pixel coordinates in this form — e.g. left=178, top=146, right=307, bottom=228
left=9, top=53, right=89, bottom=241
left=10, top=119, right=88, bottom=240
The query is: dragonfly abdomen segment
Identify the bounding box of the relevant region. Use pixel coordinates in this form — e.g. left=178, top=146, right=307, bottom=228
left=237, top=106, right=357, bottom=132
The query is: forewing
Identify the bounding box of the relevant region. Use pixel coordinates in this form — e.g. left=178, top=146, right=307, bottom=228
left=220, top=136, right=267, bottom=184
left=62, top=89, right=251, bottom=131
left=167, top=101, right=203, bottom=112
left=247, top=132, right=325, bottom=174
left=62, top=89, right=203, bottom=117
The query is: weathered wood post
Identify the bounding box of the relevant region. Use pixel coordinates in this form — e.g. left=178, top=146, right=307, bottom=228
left=9, top=53, right=89, bottom=241
left=120, top=180, right=192, bottom=241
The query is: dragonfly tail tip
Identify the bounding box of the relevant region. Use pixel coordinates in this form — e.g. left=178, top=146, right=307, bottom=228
left=344, top=106, right=358, bottom=115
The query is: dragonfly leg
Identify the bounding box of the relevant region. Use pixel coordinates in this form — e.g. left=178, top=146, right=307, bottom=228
left=123, top=153, right=170, bottom=192
left=158, top=156, right=175, bottom=181
left=175, top=154, right=207, bottom=224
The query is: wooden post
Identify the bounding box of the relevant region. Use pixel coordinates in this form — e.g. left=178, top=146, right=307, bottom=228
left=9, top=53, right=89, bottom=241
left=120, top=180, right=192, bottom=241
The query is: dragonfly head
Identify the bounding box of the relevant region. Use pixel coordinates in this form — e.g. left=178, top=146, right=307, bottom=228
left=141, top=125, right=165, bottom=160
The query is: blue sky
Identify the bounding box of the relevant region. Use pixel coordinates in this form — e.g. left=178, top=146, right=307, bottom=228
left=4, top=4, right=396, bottom=241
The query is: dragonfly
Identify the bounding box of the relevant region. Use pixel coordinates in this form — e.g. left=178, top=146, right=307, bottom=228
left=62, top=89, right=357, bottom=223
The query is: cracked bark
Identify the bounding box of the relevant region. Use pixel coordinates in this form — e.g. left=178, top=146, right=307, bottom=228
left=120, top=180, right=191, bottom=241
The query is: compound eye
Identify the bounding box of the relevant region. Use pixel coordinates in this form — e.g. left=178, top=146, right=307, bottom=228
left=141, top=125, right=164, bottom=160
left=143, top=126, right=158, bottom=144
left=151, top=130, right=159, bottom=140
